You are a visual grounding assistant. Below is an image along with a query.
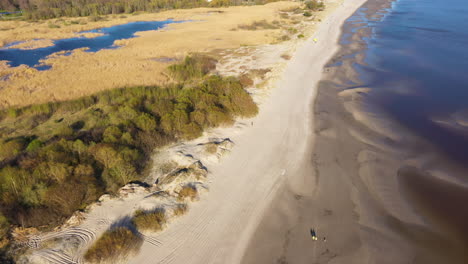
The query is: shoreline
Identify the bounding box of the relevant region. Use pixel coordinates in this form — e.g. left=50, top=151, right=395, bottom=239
left=244, top=0, right=468, bottom=263
left=241, top=0, right=371, bottom=263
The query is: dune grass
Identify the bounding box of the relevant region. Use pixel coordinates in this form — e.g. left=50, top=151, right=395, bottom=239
left=204, top=143, right=218, bottom=154
left=178, top=185, right=198, bottom=201
left=173, top=203, right=188, bottom=217
left=84, top=226, right=142, bottom=263
left=131, top=208, right=166, bottom=232
left=168, top=55, right=217, bottom=81
left=305, top=0, right=325, bottom=11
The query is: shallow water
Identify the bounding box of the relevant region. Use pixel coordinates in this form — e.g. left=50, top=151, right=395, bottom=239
left=356, top=0, right=468, bottom=165
left=335, top=0, right=468, bottom=261
left=0, top=20, right=182, bottom=70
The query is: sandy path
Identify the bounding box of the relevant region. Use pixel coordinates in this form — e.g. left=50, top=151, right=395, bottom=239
left=128, top=0, right=367, bottom=263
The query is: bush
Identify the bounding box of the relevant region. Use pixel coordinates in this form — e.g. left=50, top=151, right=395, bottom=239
left=303, top=11, right=312, bottom=17
left=173, top=204, right=188, bottom=216
left=168, top=55, right=217, bottom=81
left=84, top=227, right=142, bottom=263
left=305, top=0, right=325, bottom=11
left=178, top=185, right=197, bottom=201
left=0, top=138, right=27, bottom=162
left=132, top=208, right=166, bottom=232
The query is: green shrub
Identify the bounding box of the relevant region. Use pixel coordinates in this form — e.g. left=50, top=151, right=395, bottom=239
left=305, top=0, right=325, bottom=11
left=84, top=227, right=142, bottom=263
left=0, top=138, right=27, bottom=162
left=102, top=126, right=122, bottom=143
left=7, top=109, right=18, bottom=118
left=168, top=55, right=217, bottom=81
left=134, top=113, right=157, bottom=132
left=132, top=208, right=166, bottom=232
left=303, top=11, right=312, bottom=17
left=287, top=27, right=298, bottom=34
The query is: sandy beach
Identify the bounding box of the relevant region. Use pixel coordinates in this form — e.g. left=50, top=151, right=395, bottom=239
left=13, top=0, right=374, bottom=263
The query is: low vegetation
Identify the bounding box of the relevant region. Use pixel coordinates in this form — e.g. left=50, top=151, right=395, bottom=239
left=178, top=185, right=198, bottom=201
left=204, top=143, right=218, bottom=154
left=0, top=0, right=282, bottom=20
left=168, top=55, right=217, bottom=81
left=237, top=20, right=279, bottom=31
left=84, top=226, right=142, bottom=263
left=0, top=55, right=257, bottom=256
left=305, top=0, right=325, bottom=11
left=173, top=203, right=188, bottom=216
left=132, top=208, right=166, bottom=232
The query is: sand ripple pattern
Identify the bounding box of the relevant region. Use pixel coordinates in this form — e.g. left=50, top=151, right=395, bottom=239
left=27, top=227, right=96, bottom=264
left=32, top=249, right=78, bottom=264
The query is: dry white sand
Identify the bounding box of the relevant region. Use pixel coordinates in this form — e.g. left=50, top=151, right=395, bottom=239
left=18, top=1, right=369, bottom=263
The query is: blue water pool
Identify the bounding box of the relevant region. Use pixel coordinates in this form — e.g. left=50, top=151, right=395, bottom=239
left=0, top=19, right=183, bottom=70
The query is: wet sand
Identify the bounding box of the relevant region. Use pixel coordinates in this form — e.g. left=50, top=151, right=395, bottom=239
left=242, top=0, right=468, bottom=263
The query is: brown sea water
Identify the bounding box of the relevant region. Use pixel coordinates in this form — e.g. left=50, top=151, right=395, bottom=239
left=323, top=0, right=468, bottom=261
